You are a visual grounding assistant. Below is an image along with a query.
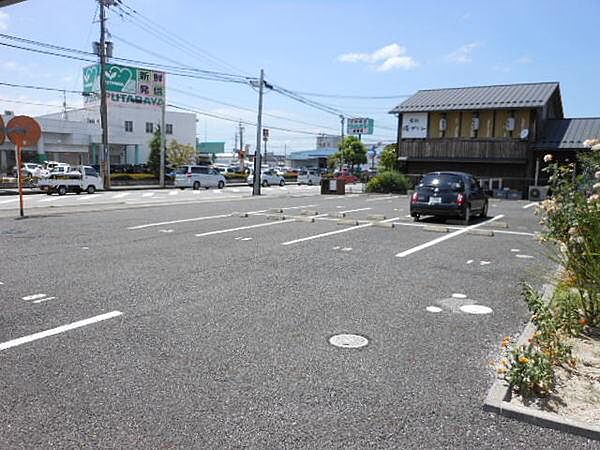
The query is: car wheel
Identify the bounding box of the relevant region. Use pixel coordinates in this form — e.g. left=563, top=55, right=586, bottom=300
left=279, top=179, right=285, bottom=187
left=218, top=180, right=225, bottom=189
left=75, top=188, right=81, bottom=195
left=180, top=187, right=185, bottom=190
left=57, top=185, right=67, bottom=196
left=463, top=206, right=471, bottom=226
left=412, top=214, right=420, bottom=222
left=479, top=201, right=488, bottom=218
left=86, top=185, right=96, bottom=194
left=193, top=181, right=200, bottom=190
left=308, top=180, right=313, bottom=186
left=262, top=180, right=268, bottom=187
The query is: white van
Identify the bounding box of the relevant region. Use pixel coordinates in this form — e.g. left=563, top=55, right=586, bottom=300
left=174, top=165, right=227, bottom=190
left=297, top=169, right=321, bottom=185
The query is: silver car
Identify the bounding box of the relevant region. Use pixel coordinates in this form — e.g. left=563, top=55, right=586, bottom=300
left=297, top=169, right=321, bottom=185
left=247, top=169, right=285, bottom=187
left=174, top=165, right=226, bottom=190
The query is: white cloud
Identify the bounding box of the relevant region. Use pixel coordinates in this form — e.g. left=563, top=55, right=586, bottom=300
left=445, top=42, right=481, bottom=63
left=461, top=13, right=472, bottom=21
left=337, top=43, right=418, bottom=71
left=516, top=55, right=533, bottom=64
left=0, top=11, right=8, bottom=31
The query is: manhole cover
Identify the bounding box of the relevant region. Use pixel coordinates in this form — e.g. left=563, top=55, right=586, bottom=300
left=329, top=334, right=368, bottom=348
left=459, top=304, right=493, bottom=315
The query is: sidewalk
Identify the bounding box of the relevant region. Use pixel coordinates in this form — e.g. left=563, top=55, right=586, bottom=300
left=0, top=182, right=249, bottom=196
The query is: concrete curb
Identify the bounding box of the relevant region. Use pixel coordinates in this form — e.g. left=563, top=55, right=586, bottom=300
left=483, top=283, right=600, bottom=441
left=336, top=219, right=360, bottom=226
left=467, top=229, right=495, bottom=237
left=423, top=225, right=449, bottom=233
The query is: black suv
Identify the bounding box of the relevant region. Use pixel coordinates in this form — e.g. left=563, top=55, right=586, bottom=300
left=410, top=171, right=488, bottom=225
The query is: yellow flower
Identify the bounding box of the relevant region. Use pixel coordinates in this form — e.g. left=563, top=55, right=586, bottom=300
left=518, top=356, right=529, bottom=364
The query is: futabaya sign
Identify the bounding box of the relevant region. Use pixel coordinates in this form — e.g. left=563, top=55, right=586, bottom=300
left=83, top=63, right=165, bottom=108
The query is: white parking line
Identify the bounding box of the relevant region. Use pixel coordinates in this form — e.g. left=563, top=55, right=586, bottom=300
left=522, top=202, right=538, bottom=209
left=281, top=223, right=372, bottom=246
left=127, top=213, right=232, bottom=230
left=169, top=191, right=179, bottom=196
left=0, top=197, right=18, bottom=204
left=395, top=215, right=505, bottom=258
left=366, top=196, right=400, bottom=202
left=111, top=192, right=130, bottom=199
left=38, top=196, right=60, bottom=203
left=0, top=311, right=123, bottom=351
left=339, top=207, right=371, bottom=214
left=141, top=192, right=155, bottom=197
left=33, top=296, right=56, bottom=304
left=196, top=219, right=296, bottom=237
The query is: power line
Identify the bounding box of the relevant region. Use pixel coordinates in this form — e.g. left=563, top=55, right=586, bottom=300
left=292, top=91, right=412, bottom=100
left=113, top=0, right=249, bottom=76
left=0, top=81, right=85, bottom=94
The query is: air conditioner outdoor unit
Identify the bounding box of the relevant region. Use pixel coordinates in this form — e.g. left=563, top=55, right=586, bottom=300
left=528, top=185, right=549, bottom=201
left=471, top=117, right=480, bottom=130
left=506, top=117, right=516, bottom=131
left=439, top=118, right=447, bottom=131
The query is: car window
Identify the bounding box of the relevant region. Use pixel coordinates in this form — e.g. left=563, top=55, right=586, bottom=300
left=209, top=169, right=218, bottom=175
left=299, top=170, right=307, bottom=175
left=84, top=168, right=97, bottom=177
left=469, top=178, right=480, bottom=191
left=419, top=174, right=464, bottom=190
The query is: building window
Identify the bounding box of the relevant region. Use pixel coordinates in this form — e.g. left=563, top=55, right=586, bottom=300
left=145, top=122, right=154, bottom=133
left=166, top=124, right=173, bottom=135
left=124, top=120, right=133, bottom=132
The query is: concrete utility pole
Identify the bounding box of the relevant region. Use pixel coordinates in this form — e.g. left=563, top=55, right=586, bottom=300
left=98, top=0, right=111, bottom=190
left=238, top=121, right=244, bottom=171
left=340, top=115, right=345, bottom=139
left=252, top=69, right=265, bottom=196
left=159, top=77, right=166, bottom=188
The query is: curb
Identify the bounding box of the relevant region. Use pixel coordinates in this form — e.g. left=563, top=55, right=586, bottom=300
left=483, top=283, right=600, bottom=440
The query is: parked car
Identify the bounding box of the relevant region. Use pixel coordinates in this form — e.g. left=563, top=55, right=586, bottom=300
left=247, top=169, right=285, bottom=187
left=174, top=165, right=226, bottom=190
left=297, top=169, right=321, bottom=185
left=409, top=171, right=488, bottom=225
left=334, top=169, right=359, bottom=184
left=12, top=163, right=45, bottom=178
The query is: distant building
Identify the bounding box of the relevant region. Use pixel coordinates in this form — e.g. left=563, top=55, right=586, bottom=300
left=389, top=81, right=600, bottom=194
left=286, top=147, right=337, bottom=169
left=316, top=134, right=341, bottom=149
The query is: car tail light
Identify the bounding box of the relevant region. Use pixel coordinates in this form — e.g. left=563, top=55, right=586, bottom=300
left=456, top=193, right=465, bottom=206
left=186, top=172, right=192, bottom=178
left=411, top=192, right=418, bottom=204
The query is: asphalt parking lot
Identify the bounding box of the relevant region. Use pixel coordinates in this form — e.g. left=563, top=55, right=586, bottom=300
left=0, top=191, right=595, bottom=448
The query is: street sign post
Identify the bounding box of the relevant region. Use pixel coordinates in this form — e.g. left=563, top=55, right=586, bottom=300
left=4, top=116, right=42, bottom=217
left=347, top=117, right=374, bottom=135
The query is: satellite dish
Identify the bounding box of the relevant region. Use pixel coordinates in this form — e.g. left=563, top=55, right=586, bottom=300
left=520, top=128, right=529, bottom=140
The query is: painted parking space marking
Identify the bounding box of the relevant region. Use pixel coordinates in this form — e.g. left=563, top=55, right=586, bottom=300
left=366, top=195, right=400, bottom=202
left=480, top=261, right=491, bottom=266
left=426, top=306, right=443, bottom=313
left=466, top=260, right=474, bottom=264
left=460, top=304, right=493, bottom=315
left=282, top=223, right=372, bottom=246
left=33, top=296, right=56, bottom=304
left=159, top=229, right=174, bottom=233
left=22, top=294, right=47, bottom=301
left=0, top=311, right=123, bottom=351
left=391, top=220, right=534, bottom=237
left=516, top=254, right=534, bottom=259
left=395, top=215, right=505, bottom=258
left=510, top=248, right=521, bottom=253
left=341, top=247, right=353, bottom=252
left=0, top=197, right=18, bottom=204
left=329, top=334, right=368, bottom=348
left=452, top=293, right=467, bottom=299
left=141, top=192, right=155, bottom=197
left=522, top=202, right=538, bottom=209
left=38, top=196, right=60, bottom=203
left=127, top=213, right=232, bottom=230
left=339, top=207, right=371, bottom=214
left=169, top=191, right=179, bottom=196
left=111, top=193, right=130, bottom=199
left=196, top=219, right=296, bottom=237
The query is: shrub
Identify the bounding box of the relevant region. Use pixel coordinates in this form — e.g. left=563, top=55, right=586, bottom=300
left=365, top=171, right=410, bottom=194
left=110, top=173, right=156, bottom=181
left=505, top=345, right=554, bottom=397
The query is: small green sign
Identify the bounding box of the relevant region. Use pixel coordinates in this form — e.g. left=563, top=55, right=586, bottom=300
left=347, top=117, right=374, bottom=135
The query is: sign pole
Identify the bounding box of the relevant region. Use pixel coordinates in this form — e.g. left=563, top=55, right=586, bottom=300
left=16, top=142, right=24, bottom=217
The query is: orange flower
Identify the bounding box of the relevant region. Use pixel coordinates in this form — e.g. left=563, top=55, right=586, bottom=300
left=518, top=356, right=529, bottom=364
left=579, top=318, right=589, bottom=326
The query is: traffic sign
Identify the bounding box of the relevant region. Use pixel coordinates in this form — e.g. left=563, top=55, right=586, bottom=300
left=262, top=128, right=269, bottom=141
left=347, top=117, right=374, bottom=135
left=7, top=116, right=41, bottom=147
left=0, top=115, right=4, bottom=145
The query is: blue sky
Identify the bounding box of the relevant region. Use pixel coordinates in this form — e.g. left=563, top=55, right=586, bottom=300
left=0, top=0, right=599, bottom=154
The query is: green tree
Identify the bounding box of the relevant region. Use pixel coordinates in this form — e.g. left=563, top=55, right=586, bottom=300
left=147, top=125, right=162, bottom=177
left=380, top=143, right=398, bottom=171
left=166, top=139, right=196, bottom=167
left=336, top=136, right=367, bottom=171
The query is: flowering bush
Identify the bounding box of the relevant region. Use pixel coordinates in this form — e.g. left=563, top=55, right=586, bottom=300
left=537, top=141, right=600, bottom=328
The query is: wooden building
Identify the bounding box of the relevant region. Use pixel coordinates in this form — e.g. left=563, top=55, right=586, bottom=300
left=389, top=82, right=567, bottom=193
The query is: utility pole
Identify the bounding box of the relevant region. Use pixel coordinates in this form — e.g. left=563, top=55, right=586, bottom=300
left=98, top=0, right=111, bottom=190
left=340, top=115, right=345, bottom=139
left=252, top=69, right=265, bottom=196
left=159, top=77, right=166, bottom=188
left=238, top=121, right=244, bottom=171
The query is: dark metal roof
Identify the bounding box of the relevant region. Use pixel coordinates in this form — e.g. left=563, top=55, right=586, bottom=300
left=390, top=82, right=560, bottom=113
left=535, top=118, right=600, bottom=150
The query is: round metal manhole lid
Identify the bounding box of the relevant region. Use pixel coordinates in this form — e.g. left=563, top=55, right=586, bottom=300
left=329, top=334, right=369, bottom=348
left=459, top=304, right=493, bottom=315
